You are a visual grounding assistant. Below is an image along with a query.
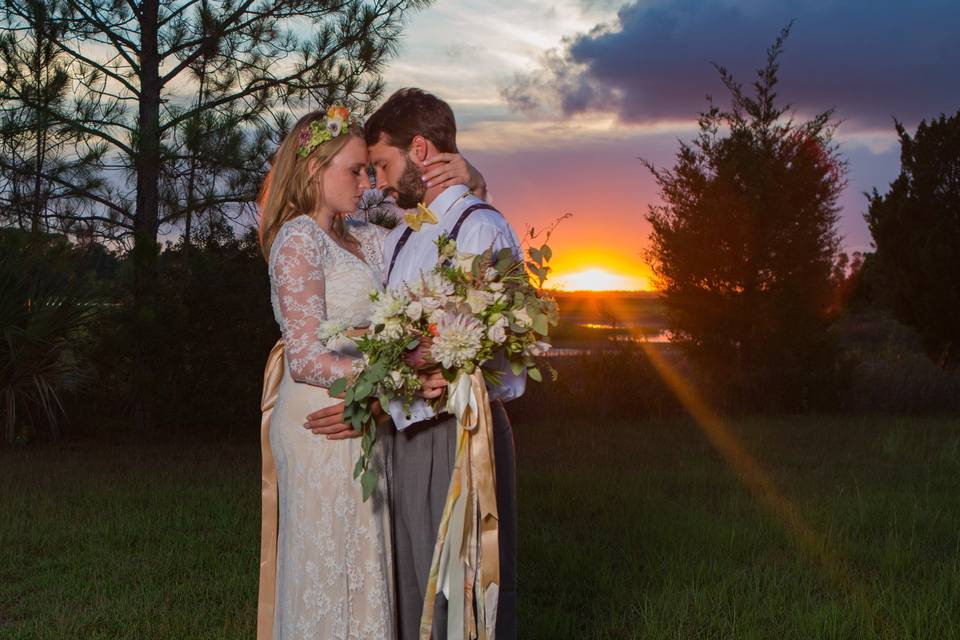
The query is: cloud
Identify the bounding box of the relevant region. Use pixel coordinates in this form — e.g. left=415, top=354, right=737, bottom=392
left=503, top=0, right=960, bottom=130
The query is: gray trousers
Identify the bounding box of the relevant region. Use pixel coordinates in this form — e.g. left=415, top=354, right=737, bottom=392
left=392, top=400, right=517, bottom=640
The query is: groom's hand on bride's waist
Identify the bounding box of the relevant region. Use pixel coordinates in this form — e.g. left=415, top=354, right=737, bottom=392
left=304, top=402, right=357, bottom=439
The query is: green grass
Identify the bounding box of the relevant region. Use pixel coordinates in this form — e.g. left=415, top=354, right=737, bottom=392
left=2, top=416, right=960, bottom=639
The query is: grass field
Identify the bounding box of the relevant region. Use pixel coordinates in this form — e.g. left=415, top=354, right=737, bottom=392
left=2, top=415, right=960, bottom=639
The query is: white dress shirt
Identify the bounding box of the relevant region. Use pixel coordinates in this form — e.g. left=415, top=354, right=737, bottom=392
left=383, top=184, right=527, bottom=429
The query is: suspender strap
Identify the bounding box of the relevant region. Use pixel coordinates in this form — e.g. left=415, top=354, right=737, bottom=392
left=386, top=226, right=415, bottom=283
left=387, top=203, right=501, bottom=282
left=450, top=203, right=499, bottom=242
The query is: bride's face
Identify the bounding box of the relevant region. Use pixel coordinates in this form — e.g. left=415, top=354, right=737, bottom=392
left=318, top=136, right=371, bottom=215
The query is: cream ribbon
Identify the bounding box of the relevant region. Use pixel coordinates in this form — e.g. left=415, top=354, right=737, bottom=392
left=420, top=370, right=500, bottom=640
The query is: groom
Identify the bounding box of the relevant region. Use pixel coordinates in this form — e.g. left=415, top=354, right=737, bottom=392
left=306, top=88, right=521, bottom=640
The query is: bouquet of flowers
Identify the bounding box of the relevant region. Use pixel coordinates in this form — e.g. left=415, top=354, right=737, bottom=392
left=329, top=234, right=558, bottom=500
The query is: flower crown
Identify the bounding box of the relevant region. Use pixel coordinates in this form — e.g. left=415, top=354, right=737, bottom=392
left=296, top=105, right=353, bottom=158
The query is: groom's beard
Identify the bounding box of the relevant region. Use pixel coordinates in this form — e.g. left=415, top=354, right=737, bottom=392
left=389, top=155, right=426, bottom=209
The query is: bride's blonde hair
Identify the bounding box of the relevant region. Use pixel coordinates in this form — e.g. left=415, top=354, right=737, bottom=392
left=258, top=111, right=362, bottom=260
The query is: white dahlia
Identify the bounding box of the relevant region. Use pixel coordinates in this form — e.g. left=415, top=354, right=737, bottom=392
left=430, top=311, right=485, bottom=369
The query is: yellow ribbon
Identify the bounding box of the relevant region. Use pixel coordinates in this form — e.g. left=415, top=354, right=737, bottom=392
left=404, top=202, right=439, bottom=231
left=420, top=370, right=500, bottom=640
left=257, top=339, right=285, bottom=640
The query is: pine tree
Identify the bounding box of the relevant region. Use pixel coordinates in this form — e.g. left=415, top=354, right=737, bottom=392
left=645, top=27, right=847, bottom=409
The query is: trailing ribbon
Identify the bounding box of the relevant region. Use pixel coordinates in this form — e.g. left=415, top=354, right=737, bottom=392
left=257, top=339, right=285, bottom=640
left=420, top=370, right=500, bottom=640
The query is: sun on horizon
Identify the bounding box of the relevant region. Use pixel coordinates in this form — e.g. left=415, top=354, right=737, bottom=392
left=549, top=267, right=650, bottom=292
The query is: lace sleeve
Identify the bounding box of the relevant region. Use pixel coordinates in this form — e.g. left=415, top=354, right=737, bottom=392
left=270, top=226, right=362, bottom=388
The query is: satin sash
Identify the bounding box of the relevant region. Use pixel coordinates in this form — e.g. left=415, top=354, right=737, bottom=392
left=257, top=339, right=285, bottom=640
left=420, top=370, right=501, bottom=640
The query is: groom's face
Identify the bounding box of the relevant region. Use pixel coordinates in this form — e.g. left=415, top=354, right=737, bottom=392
left=369, top=135, right=426, bottom=209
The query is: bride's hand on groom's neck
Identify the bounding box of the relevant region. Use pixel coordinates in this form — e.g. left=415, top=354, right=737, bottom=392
left=421, top=153, right=487, bottom=200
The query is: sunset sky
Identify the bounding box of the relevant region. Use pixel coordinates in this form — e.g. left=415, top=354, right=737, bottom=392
left=380, top=0, right=960, bottom=290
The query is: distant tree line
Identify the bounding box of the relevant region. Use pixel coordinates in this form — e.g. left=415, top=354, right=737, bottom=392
left=2, top=20, right=959, bottom=444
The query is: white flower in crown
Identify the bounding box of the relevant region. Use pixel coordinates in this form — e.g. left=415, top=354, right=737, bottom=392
left=327, top=117, right=343, bottom=138
left=430, top=311, right=484, bottom=369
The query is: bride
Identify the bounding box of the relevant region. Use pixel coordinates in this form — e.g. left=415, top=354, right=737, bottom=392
left=256, top=106, right=484, bottom=639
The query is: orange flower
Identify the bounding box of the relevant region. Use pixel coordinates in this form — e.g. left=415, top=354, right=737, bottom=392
left=327, top=105, right=350, bottom=121
left=428, top=323, right=439, bottom=337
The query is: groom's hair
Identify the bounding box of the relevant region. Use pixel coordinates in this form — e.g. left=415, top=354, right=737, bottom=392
left=364, top=88, right=458, bottom=153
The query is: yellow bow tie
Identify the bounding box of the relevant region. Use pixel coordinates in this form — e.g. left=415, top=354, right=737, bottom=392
left=403, top=202, right=438, bottom=231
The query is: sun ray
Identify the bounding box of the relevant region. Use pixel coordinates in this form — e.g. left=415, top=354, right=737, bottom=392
left=597, top=295, right=885, bottom=629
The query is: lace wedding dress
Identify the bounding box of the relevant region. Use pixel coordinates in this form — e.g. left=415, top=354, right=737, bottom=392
left=267, top=214, right=395, bottom=639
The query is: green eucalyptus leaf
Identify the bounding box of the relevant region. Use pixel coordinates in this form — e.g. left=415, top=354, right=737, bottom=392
left=361, top=469, right=377, bottom=502
left=329, top=378, right=347, bottom=397
left=355, top=380, right=372, bottom=399
left=368, top=361, right=387, bottom=380
left=528, top=366, right=543, bottom=383
left=533, top=313, right=549, bottom=336
left=362, top=426, right=373, bottom=451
